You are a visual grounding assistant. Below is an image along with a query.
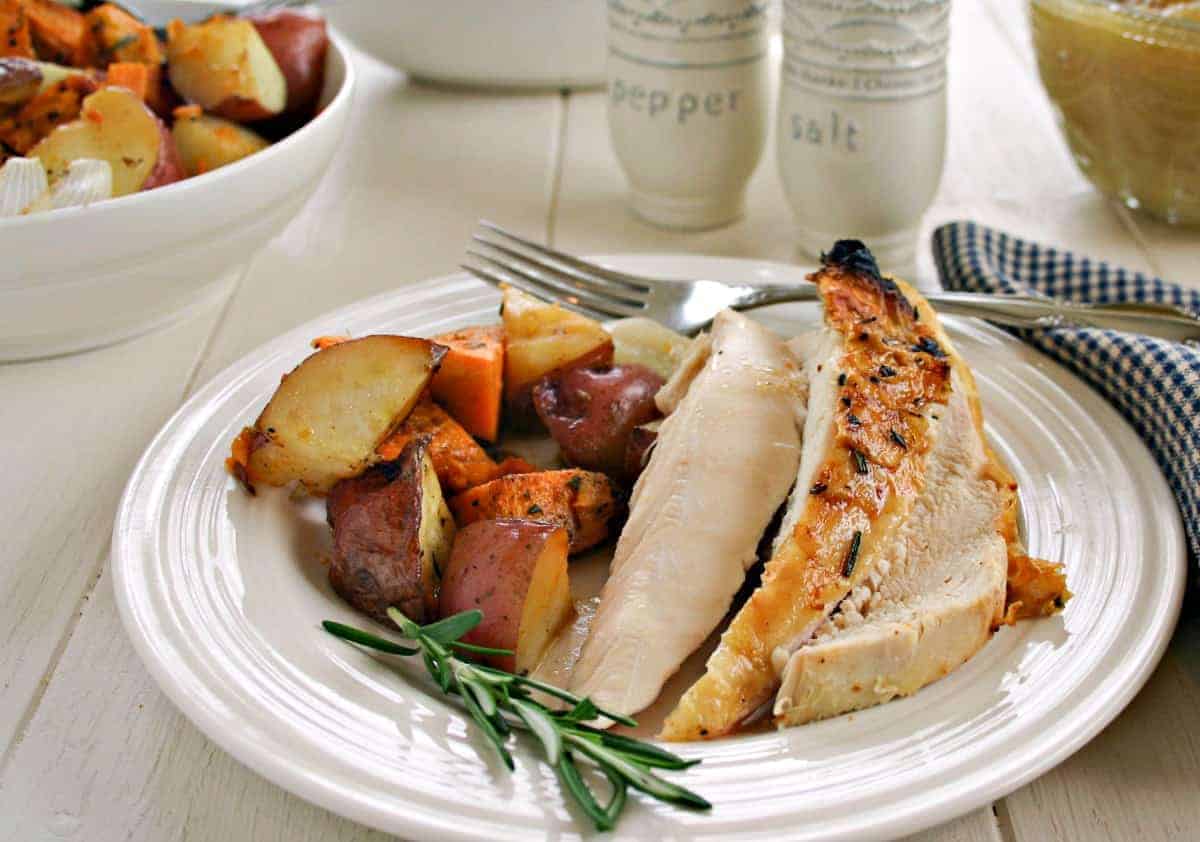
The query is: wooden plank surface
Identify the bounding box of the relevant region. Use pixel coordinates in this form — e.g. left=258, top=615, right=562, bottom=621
left=0, top=50, right=558, bottom=842
left=0, top=298, right=226, bottom=758
left=903, top=810, right=1002, bottom=842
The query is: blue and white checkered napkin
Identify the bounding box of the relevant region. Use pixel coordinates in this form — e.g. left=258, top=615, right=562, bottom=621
left=932, top=221, right=1200, bottom=598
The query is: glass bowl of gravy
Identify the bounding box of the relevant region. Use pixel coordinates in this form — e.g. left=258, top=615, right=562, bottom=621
left=1031, top=0, right=1200, bottom=225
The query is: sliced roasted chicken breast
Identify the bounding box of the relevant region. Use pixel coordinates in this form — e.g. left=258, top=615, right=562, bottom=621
left=773, top=272, right=1069, bottom=725
left=660, top=241, right=954, bottom=741
left=773, top=361, right=1005, bottom=724
left=568, top=309, right=804, bottom=718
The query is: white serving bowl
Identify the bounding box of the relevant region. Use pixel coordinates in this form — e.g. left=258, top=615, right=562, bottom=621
left=323, top=1, right=605, bottom=89
left=0, top=34, right=356, bottom=362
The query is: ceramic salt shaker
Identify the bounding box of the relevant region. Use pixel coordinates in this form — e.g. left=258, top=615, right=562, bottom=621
left=607, top=1, right=772, bottom=230
left=778, top=0, right=950, bottom=274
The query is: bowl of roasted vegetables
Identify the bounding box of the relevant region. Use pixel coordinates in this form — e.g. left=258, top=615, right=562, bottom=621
left=0, top=1, right=354, bottom=360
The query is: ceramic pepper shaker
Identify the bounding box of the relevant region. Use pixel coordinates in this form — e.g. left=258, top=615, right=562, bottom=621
left=606, top=0, right=773, bottom=230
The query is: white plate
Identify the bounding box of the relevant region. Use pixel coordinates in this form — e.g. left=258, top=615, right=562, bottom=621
left=112, top=255, right=1186, bottom=841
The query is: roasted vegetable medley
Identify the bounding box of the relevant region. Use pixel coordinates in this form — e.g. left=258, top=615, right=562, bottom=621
left=228, top=287, right=679, bottom=670
left=0, top=0, right=328, bottom=215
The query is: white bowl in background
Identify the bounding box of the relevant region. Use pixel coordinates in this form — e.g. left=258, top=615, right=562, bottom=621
left=324, top=1, right=606, bottom=89
left=0, top=34, right=356, bottom=362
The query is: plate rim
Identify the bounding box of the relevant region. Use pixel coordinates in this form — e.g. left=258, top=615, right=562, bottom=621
left=112, top=254, right=1188, bottom=841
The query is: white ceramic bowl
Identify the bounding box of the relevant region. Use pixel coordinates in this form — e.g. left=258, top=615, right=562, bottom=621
left=324, top=1, right=605, bottom=89
left=0, top=34, right=356, bottom=362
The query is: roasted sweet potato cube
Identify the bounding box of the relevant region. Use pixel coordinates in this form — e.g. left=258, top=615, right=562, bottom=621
left=87, top=3, right=162, bottom=66
left=449, top=469, right=619, bottom=555
left=25, top=0, right=91, bottom=67
left=0, top=0, right=33, bottom=59
left=429, top=325, right=505, bottom=442
left=376, top=398, right=498, bottom=494
left=0, top=73, right=95, bottom=154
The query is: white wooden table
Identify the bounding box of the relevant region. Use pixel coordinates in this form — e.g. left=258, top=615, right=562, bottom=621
left=1, top=1, right=1197, bottom=839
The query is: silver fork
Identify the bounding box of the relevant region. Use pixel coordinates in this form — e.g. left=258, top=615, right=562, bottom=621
left=462, top=221, right=1200, bottom=344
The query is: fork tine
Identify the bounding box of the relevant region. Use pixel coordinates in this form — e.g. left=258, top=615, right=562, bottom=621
left=472, top=235, right=649, bottom=306
left=478, top=220, right=652, bottom=293
left=465, top=251, right=641, bottom=319
left=460, top=263, right=618, bottom=323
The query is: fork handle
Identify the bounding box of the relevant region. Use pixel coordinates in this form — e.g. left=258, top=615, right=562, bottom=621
left=741, top=286, right=1200, bottom=345
left=926, top=292, right=1200, bottom=345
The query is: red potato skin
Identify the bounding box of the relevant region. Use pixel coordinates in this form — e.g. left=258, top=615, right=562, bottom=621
left=213, top=94, right=275, bottom=124
left=508, top=342, right=614, bottom=431
left=141, top=116, right=184, bottom=190
left=533, top=364, right=664, bottom=476
left=622, top=423, right=659, bottom=483
left=248, top=9, right=327, bottom=117
left=326, top=438, right=441, bottom=625
left=438, top=518, right=568, bottom=672
left=0, top=57, right=40, bottom=106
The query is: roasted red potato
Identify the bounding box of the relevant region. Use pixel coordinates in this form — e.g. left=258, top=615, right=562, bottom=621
left=247, top=9, right=327, bottom=117
left=0, top=0, right=33, bottom=59
left=449, top=469, right=620, bottom=555
left=0, top=56, right=40, bottom=105
left=533, top=363, right=664, bottom=475
left=327, top=436, right=455, bottom=625
left=607, top=316, right=692, bottom=381
left=429, top=324, right=505, bottom=442
left=377, top=398, right=498, bottom=494
left=171, top=109, right=269, bottom=176
left=166, top=16, right=286, bottom=122
left=28, top=85, right=183, bottom=194
left=622, top=419, right=661, bottom=483
left=501, top=285, right=614, bottom=427
left=236, top=335, right=446, bottom=494
left=438, top=518, right=572, bottom=674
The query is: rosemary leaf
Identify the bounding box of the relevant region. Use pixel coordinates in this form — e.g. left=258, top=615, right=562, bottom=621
left=842, top=530, right=863, bottom=578
left=479, top=669, right=637, bottom=727
left=418, top=609, right=484, bottom=644
left=599, top=766, right=629, bottom=828
left=422, top=649, right=451, bottom=694
left=461, top=676, right=497, bottom=718
left=490, top=709, right=511, bottom=737
left=511, top=697, right=563, bottom=766
left=564, top=723, right=699, bottom=770
left=557, top=750, right=616, bottom=832
left=852, top=448, right=869, bottom=475
left=565, top=734, right=711, bottom=810
left=560, top=698, right=598, bottom=723
left=320, top=621, right=420, bottom=656
left=385, top=606, right=423, bottom=639
left=450, top=640, right=515, bottom=657
left=460, top=679, right=514, bottom=771
left=324, top=609, right=708, bottom=830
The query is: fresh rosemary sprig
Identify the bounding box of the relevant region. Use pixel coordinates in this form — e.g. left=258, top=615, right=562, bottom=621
left=323, top=608, right=710, bottom=831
